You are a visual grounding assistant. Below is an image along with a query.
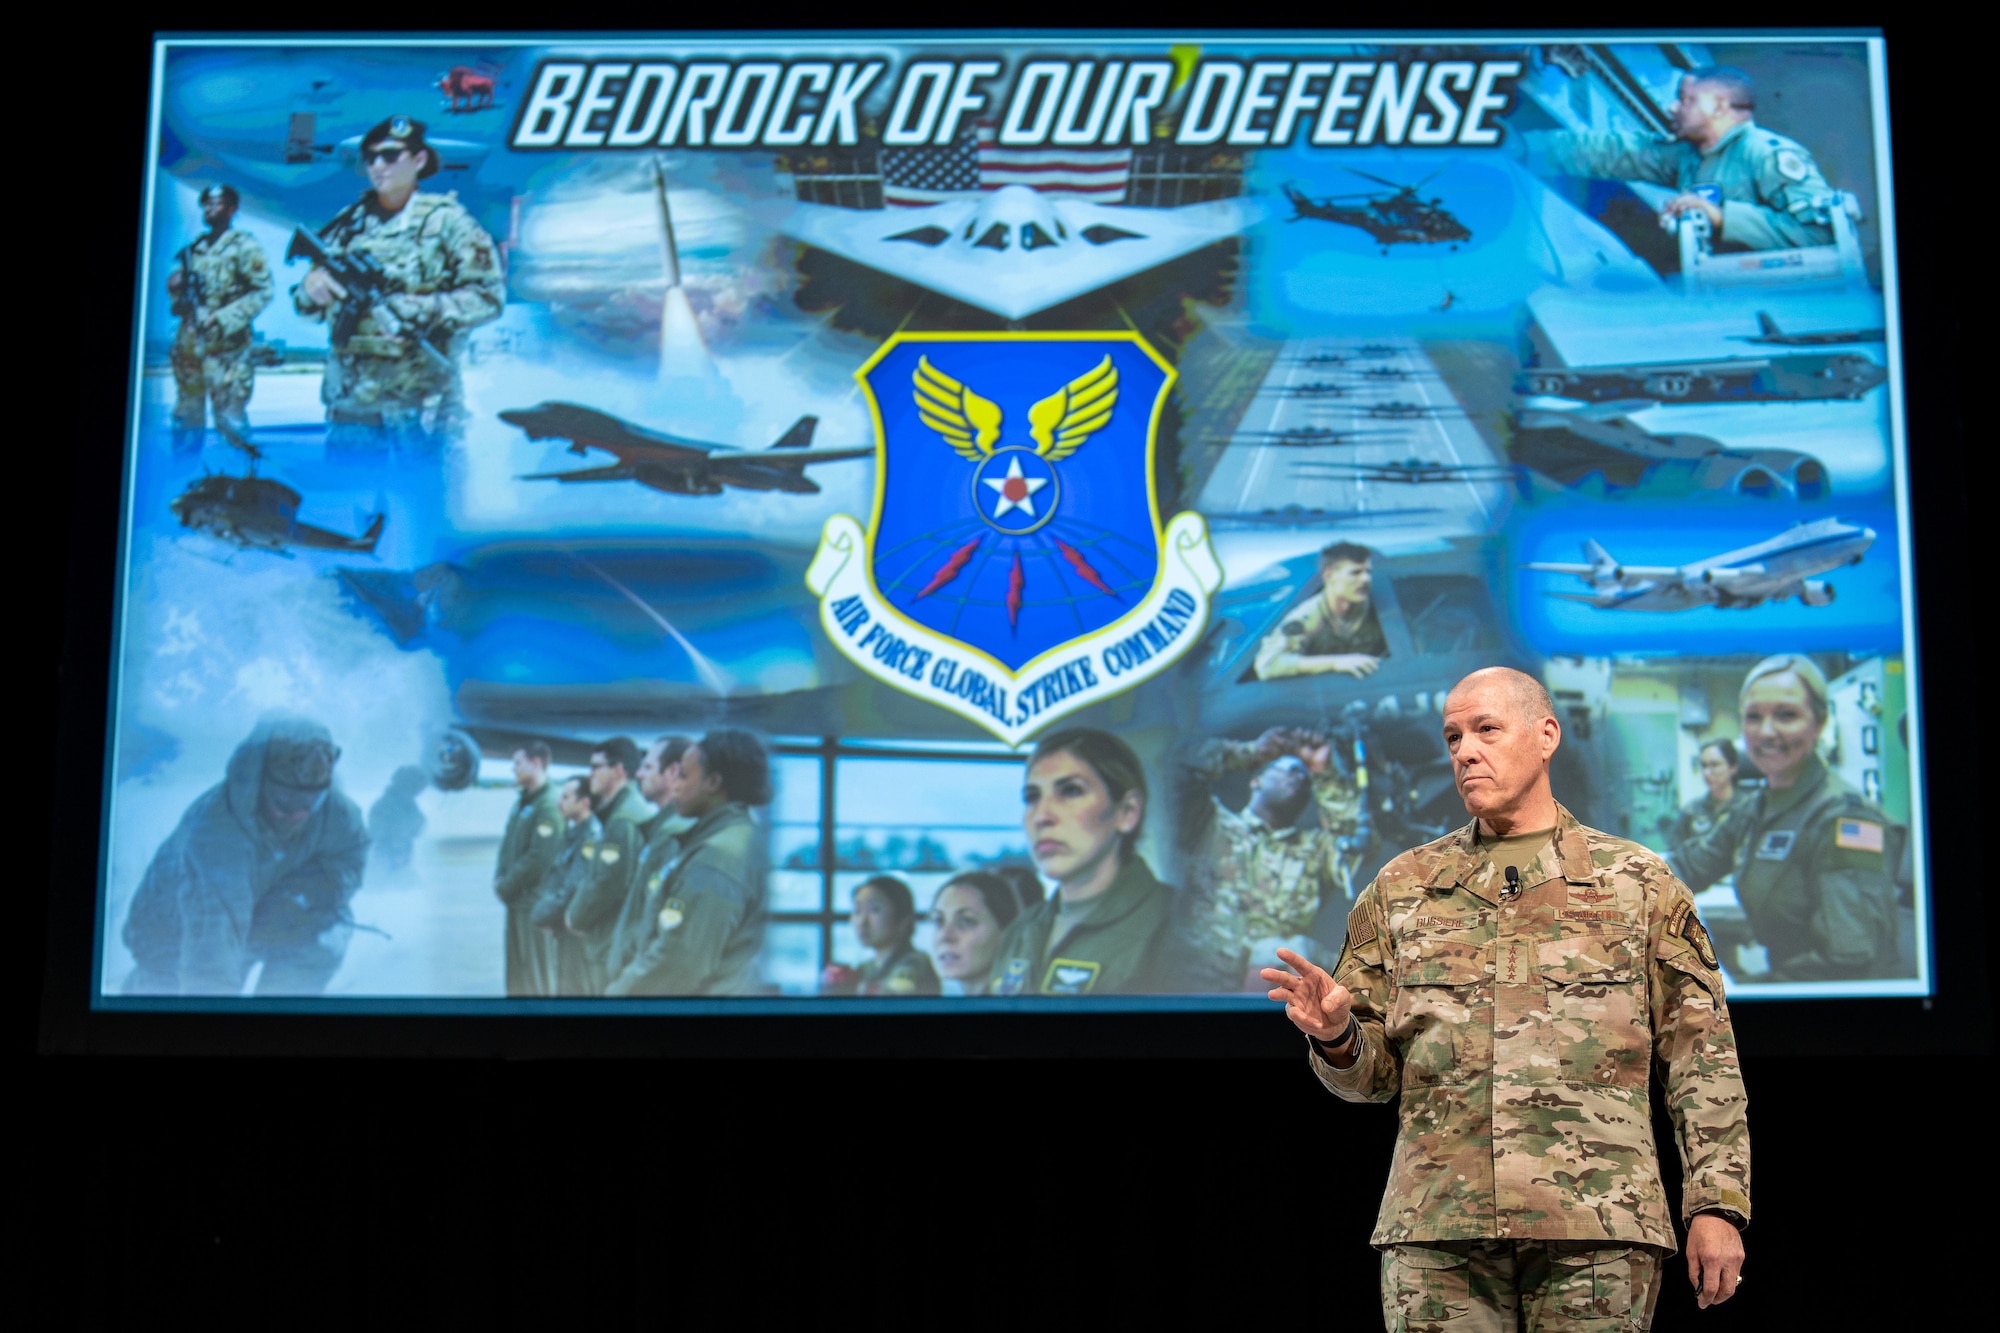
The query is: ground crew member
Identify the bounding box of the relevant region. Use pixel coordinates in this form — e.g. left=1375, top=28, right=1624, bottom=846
left=365, top=764, right=429, bottom=879
left=1525, top=66, right=1840, bottom=251
left=604, top=736, right=696, bottom=981
left=123, top=714, right=368, bottom=997
left=169, top=184, right=273, bottom=452
left=1729, top=654, right=1899, bottom=981
left=1175, top=726, right=1363, bottom=989
left=1665, top=738, right=1753, bottom=894
left=604, top=730, right=772, bottom=997
left=562, top=737, right=653, bottom=994
left=493, top=743, right=562, bottom=997
left=987, top=728, right=1200, bottom=996
left=292, top=116, right=503, bottom=452
left=822, top=876, right=941, bottom=996
left=1264, top=667, right=1749, bottom=1329
left=529, top=775, right=603, bottom=996
left=1255, top=542, right=1390, bottom=680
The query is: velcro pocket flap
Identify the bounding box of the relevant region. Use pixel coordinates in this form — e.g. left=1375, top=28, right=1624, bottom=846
left=1538, top=933, right=1637, bottom=986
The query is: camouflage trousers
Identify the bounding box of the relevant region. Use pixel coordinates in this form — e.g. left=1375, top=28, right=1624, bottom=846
left=170, top=332, right=254, bottom=442
left=1381, top=1240, right=1665, bottom=1332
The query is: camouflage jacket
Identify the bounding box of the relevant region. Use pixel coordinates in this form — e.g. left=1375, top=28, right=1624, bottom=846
left=174, top=228, right=273, bottom=352
left=1177, top=739, right=1361, bottom=974
left=1527, top=120, right=1838, bottom=251
left=1312, top=804, right=1751, bottom=1250
left=1254, top=594, right=1391, bottom=680
left=293, top=191, right=504, bottom=413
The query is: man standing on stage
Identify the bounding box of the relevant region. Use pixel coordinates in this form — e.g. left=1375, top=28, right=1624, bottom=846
left=1264, top=667, right=1749, bottom=1330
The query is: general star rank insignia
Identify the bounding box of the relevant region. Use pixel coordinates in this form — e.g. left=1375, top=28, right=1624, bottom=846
left=807, top=332, right=1221, bottom=745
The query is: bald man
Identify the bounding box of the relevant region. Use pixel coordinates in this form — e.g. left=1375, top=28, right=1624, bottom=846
left=1264, top=667, right=1750, bottom=1331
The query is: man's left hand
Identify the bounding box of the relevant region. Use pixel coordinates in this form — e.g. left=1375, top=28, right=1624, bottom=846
left=1661, top=193, right=1724, bottom=234
left=1685, top=1212, right=1744, bottom=1308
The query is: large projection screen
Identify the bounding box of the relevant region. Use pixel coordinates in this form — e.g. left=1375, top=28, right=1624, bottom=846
left=101, top=31, right=1923, bottom=1011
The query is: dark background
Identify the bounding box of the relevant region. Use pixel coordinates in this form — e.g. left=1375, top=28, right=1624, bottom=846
left=29, top=14, right=1983, bottom=1328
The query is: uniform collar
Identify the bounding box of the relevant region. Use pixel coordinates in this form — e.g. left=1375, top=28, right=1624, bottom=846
left=1051, top=855, right=1162, bottom=933
left=1703, top=119, right=1756, bottom=158
left=1423, top=802, right=1596, bottom=901
left=679, top=800, right=749, bottom=848
left=1759, top=754, right=1828, bottom=820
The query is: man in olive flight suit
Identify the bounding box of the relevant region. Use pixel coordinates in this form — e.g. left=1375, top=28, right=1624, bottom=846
left=1265, top=668, right=1749, bottom=1330
left=493, top=743, right=563, bottom=997
left=603, top=736, right=696, bottom=984
left=169, top=184, right=273, bottom=452
left=292, top=116, right=504, bottom=452
left=529, top=775, right=606, bottom=996
left=604, top=730, right=771, bottom=998
left=562, top=737, right=654, bottom=995
left=1175, top=726, right=1364, bottom=989
left=1524, top=65, right=1841, bottom=251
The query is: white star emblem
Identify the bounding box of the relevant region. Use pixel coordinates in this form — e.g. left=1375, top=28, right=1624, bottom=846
left=982, top=456, right=1048, bottom=518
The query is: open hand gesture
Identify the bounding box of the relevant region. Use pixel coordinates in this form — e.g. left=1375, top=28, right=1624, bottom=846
left=1261, top=948, right=1354, bottom=1047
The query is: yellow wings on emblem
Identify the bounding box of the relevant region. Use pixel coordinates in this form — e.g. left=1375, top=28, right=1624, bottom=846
left=1028, top=355, right=1119, bottom=461
left=913, top=356, right=1002, bottom=461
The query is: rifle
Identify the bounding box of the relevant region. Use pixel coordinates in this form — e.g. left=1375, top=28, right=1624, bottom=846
left=170, top=245, right=203, bottom=320
left=286, top=227, right=454, bottom=376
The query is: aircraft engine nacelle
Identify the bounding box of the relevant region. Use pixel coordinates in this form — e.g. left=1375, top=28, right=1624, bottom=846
left=1641, top=372, right=1694, bottom=398
left=424, top=727, right=483, bottom=792
left=1683, top=448, right=1826, bottom=500
left=1736, top=448, right=1830, bottom=501
left=1798, top=580, right=1836, bottom=607
left=1524, top=372, right=1572, bottom=397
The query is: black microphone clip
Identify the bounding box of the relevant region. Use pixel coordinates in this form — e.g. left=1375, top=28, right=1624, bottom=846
left=1500, top=865, right=1522, bottom=901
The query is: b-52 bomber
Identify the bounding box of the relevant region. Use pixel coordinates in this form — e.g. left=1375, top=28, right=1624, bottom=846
left=1282, top=171, right=1472, bottom=251
left=1364, top=400, right=1451, bottom=420
left=1734, top=311, right=1886, bottom=346
left=1209, top=425, right=1403, bottom=448
left=1516, top=351, right=1885, bottom=404
left=1525, top=517, right=1875, bottom=610
left=500, top=404, right=872, bottom=496
left=1512, top=400, right=1826, bottom=500
left=1290, top=457, right=1523, bottom=485
left=169, top=428, right=385, bottom=556
left=1260, top=381, right=1349, bottom=398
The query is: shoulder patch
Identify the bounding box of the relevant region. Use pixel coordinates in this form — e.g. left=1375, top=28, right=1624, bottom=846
left=598, top=845, right=621, bottom=865
left=1775, top=148, right=1808, bottom=181
left=885, top=973, right=917, bottom=993
left=656, top=897, right=685, bottom=930
left=1835, top=818, right=1884, bottom=852
left=536, top=822, right=555, bottom=838
left=1345, top=905, right=1376, bottom=948
left=1678, top=908, right=1720, bottom=969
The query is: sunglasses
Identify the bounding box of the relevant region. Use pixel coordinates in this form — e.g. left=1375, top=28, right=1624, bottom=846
left=363, top=146, right=411, bottom=167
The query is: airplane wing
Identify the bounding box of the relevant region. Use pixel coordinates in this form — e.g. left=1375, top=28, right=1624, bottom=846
left=1700, top=564, right=1766, bottom=581
left=1522, top=562, right=1600, bottom=575
left=739, top=446, right=875, bottom=467
left=780, top=190, right=1266, bottom=321
left=519, top=464, right=640, bottom=484
left=498, top=403, right=718, bottom=462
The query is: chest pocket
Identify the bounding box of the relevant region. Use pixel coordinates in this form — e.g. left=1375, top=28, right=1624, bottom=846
left=1539, top=932, right=1648, bottom=1089
left=1391, top=941, right=1487, bottom=1088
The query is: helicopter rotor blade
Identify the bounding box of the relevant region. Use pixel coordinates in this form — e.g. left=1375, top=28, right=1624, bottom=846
left=1412, top=166, right=1451, bottom=190
left=1344, top=168, right=1407, bottom=190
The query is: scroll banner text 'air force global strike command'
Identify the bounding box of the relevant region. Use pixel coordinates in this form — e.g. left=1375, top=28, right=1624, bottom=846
left=106, top=33, right=1923, bottom=1009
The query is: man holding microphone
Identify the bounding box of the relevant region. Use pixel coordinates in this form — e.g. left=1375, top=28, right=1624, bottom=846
left=1264, top=667, right=1749, bottom=1330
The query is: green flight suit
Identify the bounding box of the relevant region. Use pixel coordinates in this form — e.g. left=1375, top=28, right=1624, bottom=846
left=563, top=783, right=654, bottom=995
left=986, top=855, right=1196, bottom=996
left=839, top=943, right=942, bottom=996
left=529, top=816, right=605, bottom=996
left=1528, top=120, right=1839, bottom=251
left=605, top=808, right=695, bottom=983
left=1732, top=755, right=1899, bottom=981
left=604, top=802, right=768, bottom=997
left=1663, top=791, right=1754, bottom=895
left=494, top=781, right=563, bottom=997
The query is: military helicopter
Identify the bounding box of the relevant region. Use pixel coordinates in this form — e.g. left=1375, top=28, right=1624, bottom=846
left=1283, top=169, right=1472, bottom=253
left=169, top=428, right=385, bottom=556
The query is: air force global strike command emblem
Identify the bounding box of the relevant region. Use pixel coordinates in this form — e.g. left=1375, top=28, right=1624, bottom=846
left=807, top=333, right=1221, bottom=745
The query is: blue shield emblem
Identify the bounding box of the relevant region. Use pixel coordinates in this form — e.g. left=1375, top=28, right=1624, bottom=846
left=865, top=334, right=1170, bottom=671
left=807, top=331, right=1221, bottom=745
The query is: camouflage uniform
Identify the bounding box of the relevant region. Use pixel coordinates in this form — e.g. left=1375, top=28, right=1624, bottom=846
left=170, top=227, right=273, bottom=443
left=494, top=780, right=563, bottom=997
left=1731, top=755, right=1899, bottom=981
left=293, top=190, right=503, bottom=450
left=1528, top=121, right=1840, bottom=251
left=1314, top=805, right=1750, bottom=1330
left=1176, top=739, right=1362, bottom=982
left=1254, top=595, right=1391, bottom=679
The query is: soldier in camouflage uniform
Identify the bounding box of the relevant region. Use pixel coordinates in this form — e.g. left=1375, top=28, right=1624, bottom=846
left=168, top=184, right=273, bottom=453
left=1174, top=726, right=1362, bottom=989
left=1265, top=668, right=1748, bottom=1330
left=493, top=743, right=563, bottom=997
left=292, top=116, right=503, bottom=453
left=1525, top=66, right=1842, bottom=252
left=1254, top=542, right=1390, bottom=681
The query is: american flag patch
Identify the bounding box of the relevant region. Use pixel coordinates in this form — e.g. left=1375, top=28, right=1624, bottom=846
left=883, top=123, right=1132, bottom=206
left=1835, top=819, right=1884, bottom=852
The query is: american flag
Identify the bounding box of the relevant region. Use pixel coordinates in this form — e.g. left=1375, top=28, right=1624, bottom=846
left=882, top=123, right=1132, bottom=207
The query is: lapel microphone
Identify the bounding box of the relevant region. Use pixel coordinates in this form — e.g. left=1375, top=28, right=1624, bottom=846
left=1501, top=865, right=1522, bottom=901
